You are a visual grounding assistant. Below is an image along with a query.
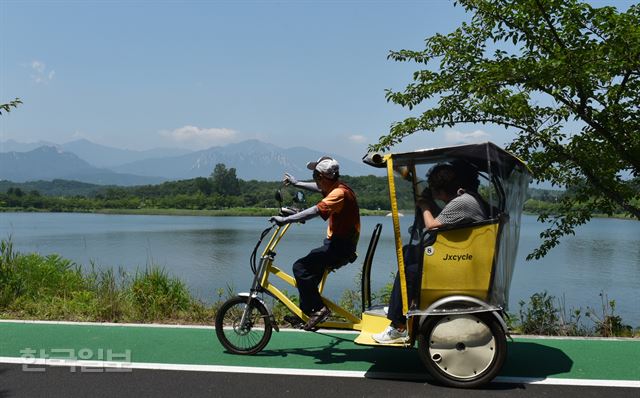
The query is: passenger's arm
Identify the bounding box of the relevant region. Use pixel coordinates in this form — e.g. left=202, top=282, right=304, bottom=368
left=417, top=193, right=442, bottom=230
left=422, top=207, right=443, bottom=230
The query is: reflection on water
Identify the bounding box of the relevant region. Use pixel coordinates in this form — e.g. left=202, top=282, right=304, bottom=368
left=1, top=212, right=639, bottom=326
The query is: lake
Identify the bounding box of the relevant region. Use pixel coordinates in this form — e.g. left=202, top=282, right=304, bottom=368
left=1, top=212, right=639, bottom=327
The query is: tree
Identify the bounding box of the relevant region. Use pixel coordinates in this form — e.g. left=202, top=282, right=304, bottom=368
left=0, top=98, right=22, bottom=115
left=371, top=0, right=640, bottom=259
left=210, top=163, right=241, bottom=196
left=194, top=177, right=212, bottom=196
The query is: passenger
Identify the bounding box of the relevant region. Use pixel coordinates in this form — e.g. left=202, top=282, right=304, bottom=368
left=372, top=162, right=487, bottom=344
left=269, top=157, right=360, bottom=331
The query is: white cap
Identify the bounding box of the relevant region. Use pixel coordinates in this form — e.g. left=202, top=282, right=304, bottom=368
left=306, top=156, right=340, bottom=179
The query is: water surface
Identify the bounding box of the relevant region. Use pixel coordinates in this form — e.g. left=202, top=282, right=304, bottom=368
left=1, top=212, right=638, bottom=326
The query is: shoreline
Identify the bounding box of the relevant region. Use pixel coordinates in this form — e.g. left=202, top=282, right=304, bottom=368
left=0, top=207, right=637, bottom=220
left=0, top=207, right=390, bottom=217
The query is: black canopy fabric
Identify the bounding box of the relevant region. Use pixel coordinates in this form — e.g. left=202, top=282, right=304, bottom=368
left=363, top=142, right=531, bottom=179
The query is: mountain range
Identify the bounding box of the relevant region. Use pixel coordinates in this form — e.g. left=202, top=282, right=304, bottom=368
left=0, top=139, right=381, bottom=186
left=0, top=147, right=165, bottom=186
left=0, top=139, right=191, bottom=167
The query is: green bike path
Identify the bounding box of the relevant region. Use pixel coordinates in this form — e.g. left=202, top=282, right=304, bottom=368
left=0, top=320, right=638, bottom=386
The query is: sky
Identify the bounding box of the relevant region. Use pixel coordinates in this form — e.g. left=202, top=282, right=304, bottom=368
left=0, top=0, right=633, bottom=161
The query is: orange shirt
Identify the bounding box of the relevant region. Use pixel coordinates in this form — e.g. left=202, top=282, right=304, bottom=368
left=316, top=182, right=360, bottom=246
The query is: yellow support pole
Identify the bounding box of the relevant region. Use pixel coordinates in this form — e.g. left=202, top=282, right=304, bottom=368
left=386, top=156, right=409, bottom=316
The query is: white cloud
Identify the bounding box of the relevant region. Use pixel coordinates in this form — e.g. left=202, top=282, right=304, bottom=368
left=348, top=134, right=367, bottom=144
left=32, top=61, right=45, bottom=73
left=30, top=60, right=55, bottom=84
left=444, top=129, right=491, bottom=144
left=161, top=125, right=239, bottom=149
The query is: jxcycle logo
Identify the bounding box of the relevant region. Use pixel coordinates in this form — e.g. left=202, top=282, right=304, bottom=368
left=442, top=253, right=473, bottom=261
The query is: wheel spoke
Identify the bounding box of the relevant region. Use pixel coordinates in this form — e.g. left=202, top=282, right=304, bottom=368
left=215, top=296, right=272, bottom=355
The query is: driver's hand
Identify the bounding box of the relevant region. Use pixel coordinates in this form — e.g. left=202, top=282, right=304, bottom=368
left=283, top=173, right=298, bottom=186
left=269, top=216, right=288, bottom=226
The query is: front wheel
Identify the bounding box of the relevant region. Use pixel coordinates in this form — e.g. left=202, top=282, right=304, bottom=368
left=215, top=295, right=273, bottom=355
left=417, top=312, right=507, bottom=388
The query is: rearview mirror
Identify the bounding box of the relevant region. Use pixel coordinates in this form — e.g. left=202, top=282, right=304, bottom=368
left=275, top=190, right=283, bottom=204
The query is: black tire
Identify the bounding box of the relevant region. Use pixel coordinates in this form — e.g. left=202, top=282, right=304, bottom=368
left=215, top=295, right=273, bottom=355
left=417, top=312, right=507, bottom=388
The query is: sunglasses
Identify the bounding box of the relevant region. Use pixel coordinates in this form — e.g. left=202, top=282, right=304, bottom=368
left=313, top=170, right=322, bottom=181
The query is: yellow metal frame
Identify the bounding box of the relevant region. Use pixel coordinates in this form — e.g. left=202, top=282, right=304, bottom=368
left=385, top=156, right=411, bottom=317
left=258, top=224, right=362, bottom=330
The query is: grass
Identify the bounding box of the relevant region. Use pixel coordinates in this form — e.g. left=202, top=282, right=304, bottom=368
left=1, top=239, right=637, bottom=336
left=0, top=239, right=219, bottom=324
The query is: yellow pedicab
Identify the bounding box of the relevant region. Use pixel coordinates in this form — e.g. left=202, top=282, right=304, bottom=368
left=215, top=142, right=531, bottom=388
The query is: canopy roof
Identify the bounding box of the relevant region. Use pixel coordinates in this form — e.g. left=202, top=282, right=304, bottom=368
left=363, top=142, right=531, bottom=179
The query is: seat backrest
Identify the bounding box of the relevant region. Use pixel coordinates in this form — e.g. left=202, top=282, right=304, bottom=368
left=419, top=219, right=500, bottom=308
left=361, top=223, right=383, bottom=309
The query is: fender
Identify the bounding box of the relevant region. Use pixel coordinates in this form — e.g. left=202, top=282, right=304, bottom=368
left=238, top=292, right=279, bottom=332
left=409, top=295, right=508, bottom=334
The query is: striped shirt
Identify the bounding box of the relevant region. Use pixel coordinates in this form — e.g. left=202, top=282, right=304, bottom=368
left=435, top=193, right=487, bottom=226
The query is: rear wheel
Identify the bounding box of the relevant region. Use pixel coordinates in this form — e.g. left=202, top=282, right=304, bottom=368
left=215, top=295, right=273, bottom=355
left=417, top=312, right=507, bottom=388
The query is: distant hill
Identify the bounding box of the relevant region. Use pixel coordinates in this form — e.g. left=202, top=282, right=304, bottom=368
left=1, top=138, right=383, bottom=184
left=0, top=139, right=193, bottom=168
left=112, top=139, right=383, bottom=181
left=0, top=179, right=106, bottom=197
left=59, top=139, right=193, bottom=168
left=0, top=139, right=56, bottom=152
left=0, top=147, right=165, bottom=186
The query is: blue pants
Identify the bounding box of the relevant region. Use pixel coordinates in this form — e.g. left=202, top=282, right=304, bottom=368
left=293, top=238, right=355, bottom=315
left=387, top=262, right=419, bottom=326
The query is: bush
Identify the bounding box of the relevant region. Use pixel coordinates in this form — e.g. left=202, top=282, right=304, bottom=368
left=130, top=267, right=191, bottom=321
left=586, top=292, right=633, bottom=337
left=518, top=291, right=560, bottom=335
left=515, top=290, right=634, bottom=337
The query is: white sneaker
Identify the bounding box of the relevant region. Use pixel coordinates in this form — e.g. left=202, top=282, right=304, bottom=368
left=372, top=326, right=408, bottom=344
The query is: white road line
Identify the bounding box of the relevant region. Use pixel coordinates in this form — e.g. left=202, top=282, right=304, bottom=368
left=0, top=319, right=359, bottom=334
left=494, top=376, right=640, bottom=388
left=0, top=357, right=638, bottom=388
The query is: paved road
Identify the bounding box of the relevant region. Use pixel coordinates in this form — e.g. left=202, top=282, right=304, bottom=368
left=0, top=320, right=638, bottom=397
left=1, top=363, right=639, bottom=398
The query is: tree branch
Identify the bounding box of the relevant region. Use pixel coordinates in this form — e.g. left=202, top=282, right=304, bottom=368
left=535, top=85, right=640, bottom=172
left=534, top=0, right=568, bottom=51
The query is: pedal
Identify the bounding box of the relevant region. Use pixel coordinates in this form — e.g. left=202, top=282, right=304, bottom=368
left=284, top=315, right=305, bottom=329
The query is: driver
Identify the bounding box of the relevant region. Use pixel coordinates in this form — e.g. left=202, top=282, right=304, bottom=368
left=269, top=156, right=360, bottom=331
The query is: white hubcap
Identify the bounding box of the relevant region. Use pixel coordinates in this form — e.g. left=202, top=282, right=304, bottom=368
left=428, top=314, right=496, bottom=379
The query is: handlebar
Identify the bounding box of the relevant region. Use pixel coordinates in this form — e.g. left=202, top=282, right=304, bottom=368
left=279, top=206, right=299, bottom=216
